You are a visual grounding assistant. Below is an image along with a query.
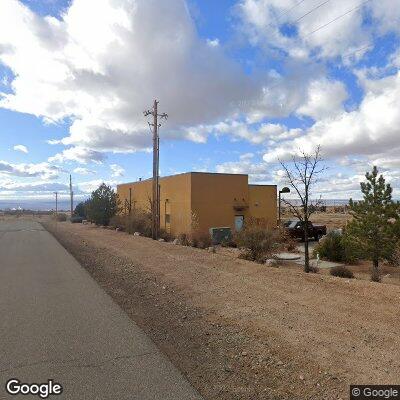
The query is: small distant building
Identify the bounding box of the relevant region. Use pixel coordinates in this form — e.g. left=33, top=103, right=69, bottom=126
left=117, top=172, right=277, bottom=236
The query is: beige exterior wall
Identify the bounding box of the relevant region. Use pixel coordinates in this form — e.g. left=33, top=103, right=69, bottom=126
left=117, top=172, right=277, bottom=236
left=117, top=173, right=192, bottom=236
left=190, top=173, right=250, bottom=234
left=248, top=185, right=277, bottom=228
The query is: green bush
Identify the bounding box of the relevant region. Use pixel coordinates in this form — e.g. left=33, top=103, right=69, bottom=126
left=74, top=201, right=89, bottom=219
left=86, top=183, right=120, bottom=226
left=314, top=231, right=359, bottom=263
left=234, top=218, right=278, bottom=263
left=330, top=265, right=354, bottom=279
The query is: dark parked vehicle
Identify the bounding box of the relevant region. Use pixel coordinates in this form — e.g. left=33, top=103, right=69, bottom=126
left=285, top=220, right=327, bottom=241
left=70, top=215, right=83, bottom=223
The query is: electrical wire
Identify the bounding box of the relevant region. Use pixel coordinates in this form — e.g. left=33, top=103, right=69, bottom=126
left=292, top=0, right=331, bottom=24
left=273, top=0, right=308, bottom=22
left=342, top=43, right=373, bottom=59
left=303, top=0, right=372, bottom=38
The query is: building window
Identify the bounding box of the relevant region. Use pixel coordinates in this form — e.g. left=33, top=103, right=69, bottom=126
left=165, top=214, right=171, bottom=224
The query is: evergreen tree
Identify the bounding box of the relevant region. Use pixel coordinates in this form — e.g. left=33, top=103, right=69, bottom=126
left=347, top=166, right=399, bottom=282
left=86, top=183, right=120, bottom=226
left=74, top=201, right=88, bottom=218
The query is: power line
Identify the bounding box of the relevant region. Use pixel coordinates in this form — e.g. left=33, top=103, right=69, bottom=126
left=341, top=15, right=400, bottom=59
left=303, top=0, right=372, bottom=38
left=292, top=0, right=331, bottom=24
left=265, top=0, right=329, bottom=31
left=273, top=0, right=308, bottom=23
left=342, top=43, right=373, bottom=59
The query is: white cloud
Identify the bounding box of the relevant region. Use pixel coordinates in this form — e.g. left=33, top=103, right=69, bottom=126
left=216, top=159, right=270, bottom=182
left=0, top=160, right=60, bottom=179
left=48, top=147, right=106, bottom=164
left=297, top=78, right=348, bottom=120
left=188, top=119, right=303, bottom=145
left=263, top=71, right=400, bottom=163
left=235, top=0, right=400, bottom=61
left=240, top=152, right=254, bottom=160
left=13, top=144, right=28, bottom=153
left=0, top=0, right=257, bottom=155
left=206, top=38, right=220, bottom=47
left=0, top=180, right=69, bottom=193
left=73, top=167, right=96, bottom=175
left=110, top=163, right=125, bottom=177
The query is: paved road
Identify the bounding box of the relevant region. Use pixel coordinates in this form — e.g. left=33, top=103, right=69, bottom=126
left=0, top=220, right=202, bottom=399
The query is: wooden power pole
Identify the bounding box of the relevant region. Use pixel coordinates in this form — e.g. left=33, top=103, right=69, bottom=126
left=69, top=174, right=74, bottom=218
left=54, top=191, right=58, bottom=216
left=144, top=100, right=168, bottom=240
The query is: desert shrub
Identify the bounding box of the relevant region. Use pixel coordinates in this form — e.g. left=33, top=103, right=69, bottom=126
left=109, top=215, right=126, bottom=231
left=313, top=231, right=360, bottom=263
left=234, top=218, right=278, bottom=263
left=127, top=212, right=152, bottom=236
left=110, top=210, right=152, bottom=237
left=330, top=265, right=354, bottom=279
left=177, top=233, right=191, bottom=246
left=278, top=228, right=297, bottom=251
left=388, top=242, right=400, bottom=267
left=54, top=213, right=67, bottom=222
left=159, top=228, right=173, bottom=242
left=313, top=232, right=344, bottom=262
left=190, top=232, right=212, bottom=249
left=221, top=239, right=237, bottom=248
left=190, top=236, right=198, bottom=248
left=308, top=264, right=319, bottom=273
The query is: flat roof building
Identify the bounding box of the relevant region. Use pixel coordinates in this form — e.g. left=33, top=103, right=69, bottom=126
left=117, top=172, right=277, bottom=236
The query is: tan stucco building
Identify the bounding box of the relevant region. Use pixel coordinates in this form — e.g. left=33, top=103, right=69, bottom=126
left=117, top=172, right=277, bottom=236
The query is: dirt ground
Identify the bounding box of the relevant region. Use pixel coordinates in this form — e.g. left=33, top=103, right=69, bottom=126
left=282, top=207, right=352, bottom=231
left=43, top=220, right=400, bottom=400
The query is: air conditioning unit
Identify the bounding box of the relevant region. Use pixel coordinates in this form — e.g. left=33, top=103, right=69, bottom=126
left=209, top=227, right=232, bottom=245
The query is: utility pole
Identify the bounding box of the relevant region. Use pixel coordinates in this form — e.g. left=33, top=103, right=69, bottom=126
left=69, top=174, right=74, bottom=218
left=54, top=191, right=58, bottom=217
left=144, top=100, right=168, bottom=240
left=129, top=187, right=132, bottom=214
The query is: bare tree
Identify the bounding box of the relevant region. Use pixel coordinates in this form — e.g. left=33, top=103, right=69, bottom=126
left=279, top=145, right=326, bottom=272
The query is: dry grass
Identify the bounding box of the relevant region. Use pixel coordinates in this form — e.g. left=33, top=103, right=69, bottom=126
left=282, top=207, right=352, bottom=231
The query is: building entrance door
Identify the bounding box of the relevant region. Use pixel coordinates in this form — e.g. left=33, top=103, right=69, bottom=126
left=234, top=215, right=244, bottom=231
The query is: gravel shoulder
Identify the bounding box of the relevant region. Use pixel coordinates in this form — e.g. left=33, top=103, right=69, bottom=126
left=43, top=220, right=400, bottom=400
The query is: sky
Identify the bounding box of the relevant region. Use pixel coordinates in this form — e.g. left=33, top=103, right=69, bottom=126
left=0, top=0, right=399, bottom=208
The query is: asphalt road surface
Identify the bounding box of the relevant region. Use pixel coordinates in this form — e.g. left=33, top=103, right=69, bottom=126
left=0, top=219, right=202, bottom=400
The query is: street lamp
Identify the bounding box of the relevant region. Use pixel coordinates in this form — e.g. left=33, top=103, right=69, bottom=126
left=278, top=187, right=290, bottom=226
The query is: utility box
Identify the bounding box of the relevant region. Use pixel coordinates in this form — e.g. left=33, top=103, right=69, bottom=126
left=209, top=227, right=232, bottom=245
